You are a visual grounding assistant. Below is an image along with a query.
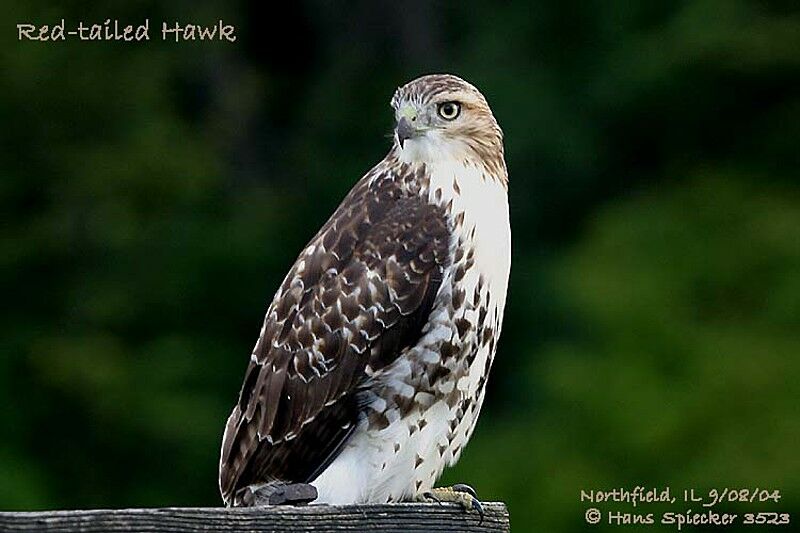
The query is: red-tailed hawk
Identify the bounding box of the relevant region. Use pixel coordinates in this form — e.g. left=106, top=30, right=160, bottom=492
left=219, top=74, right=510, bottom=512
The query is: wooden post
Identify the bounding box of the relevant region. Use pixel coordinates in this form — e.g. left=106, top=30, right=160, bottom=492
left=0, top=503, right=509, bottom=532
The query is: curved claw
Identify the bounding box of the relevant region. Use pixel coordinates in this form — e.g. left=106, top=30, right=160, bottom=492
left=421, top=484, right=485, bottom=525
left=451, top=483, right=478, bottom=499
left=422, top=491, right=444, bottom=505
left=451, top=483, right=484, bottom=524
left=471, top=497, right=485, bottom=524
left=472, top=498, right=486, bottom=526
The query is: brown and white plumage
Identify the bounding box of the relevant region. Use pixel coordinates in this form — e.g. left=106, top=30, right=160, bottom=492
left=219, top=74, right=510, bottom=505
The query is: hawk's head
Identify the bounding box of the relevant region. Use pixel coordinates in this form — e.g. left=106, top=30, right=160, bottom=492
left=390, top=74, right=505, bottom=175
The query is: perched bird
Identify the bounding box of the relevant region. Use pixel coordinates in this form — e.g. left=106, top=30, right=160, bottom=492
left=219, top=74, right=510, bottom=511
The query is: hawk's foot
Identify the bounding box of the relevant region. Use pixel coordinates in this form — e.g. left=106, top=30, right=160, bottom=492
left=233, top=482, right=318, bottom=507
left=422, top=483, right=484, bottom=523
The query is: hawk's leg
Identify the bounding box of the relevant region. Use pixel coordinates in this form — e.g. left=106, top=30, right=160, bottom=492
left=234, top=482, right=318, bottom=507
left=421, top=483, right=484, bottom=523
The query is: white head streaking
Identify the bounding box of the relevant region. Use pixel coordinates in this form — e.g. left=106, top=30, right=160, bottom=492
left=219, top=74, right=511, bottom=507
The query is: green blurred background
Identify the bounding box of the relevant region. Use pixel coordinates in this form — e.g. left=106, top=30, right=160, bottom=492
left=2, top=1, right=799, bottom=531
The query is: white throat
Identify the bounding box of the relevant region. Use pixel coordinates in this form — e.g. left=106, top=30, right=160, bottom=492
left=397, top=133, right=471, bottom=167
left=424, top=152, right=511, bottom=309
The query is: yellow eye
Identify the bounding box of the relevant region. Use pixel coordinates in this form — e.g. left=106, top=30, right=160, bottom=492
left=437, top=101, right=461, bottom=120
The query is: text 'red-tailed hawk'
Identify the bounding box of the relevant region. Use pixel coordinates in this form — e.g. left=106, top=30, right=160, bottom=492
left=219, top=74, right=510, bottom=511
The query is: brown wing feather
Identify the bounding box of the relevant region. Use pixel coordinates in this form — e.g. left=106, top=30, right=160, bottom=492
left=219, top=168, right=450, bottom=504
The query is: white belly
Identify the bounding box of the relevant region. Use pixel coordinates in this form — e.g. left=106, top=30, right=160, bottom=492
left=313, top=159, right=510, bottom=504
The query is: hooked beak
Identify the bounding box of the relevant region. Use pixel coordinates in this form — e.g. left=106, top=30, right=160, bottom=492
left=396, top=116, right=417, bottom=148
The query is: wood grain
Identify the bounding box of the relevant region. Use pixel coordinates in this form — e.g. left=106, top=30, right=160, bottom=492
left=0, top=503, right=509, bottom=532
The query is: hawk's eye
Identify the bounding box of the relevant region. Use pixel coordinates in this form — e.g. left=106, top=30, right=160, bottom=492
left=437, top=101, right=461, bottom=120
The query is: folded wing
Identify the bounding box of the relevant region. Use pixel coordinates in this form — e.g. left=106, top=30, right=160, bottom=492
left=219, top=174, right=450, bottom=504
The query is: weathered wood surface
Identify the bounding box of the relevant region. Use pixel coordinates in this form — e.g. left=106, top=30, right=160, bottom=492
left=0, top=503, right=509, bottom=532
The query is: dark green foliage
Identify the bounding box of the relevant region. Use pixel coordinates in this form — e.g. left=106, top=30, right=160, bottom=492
left=1, top=1, right=798, bottom=531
